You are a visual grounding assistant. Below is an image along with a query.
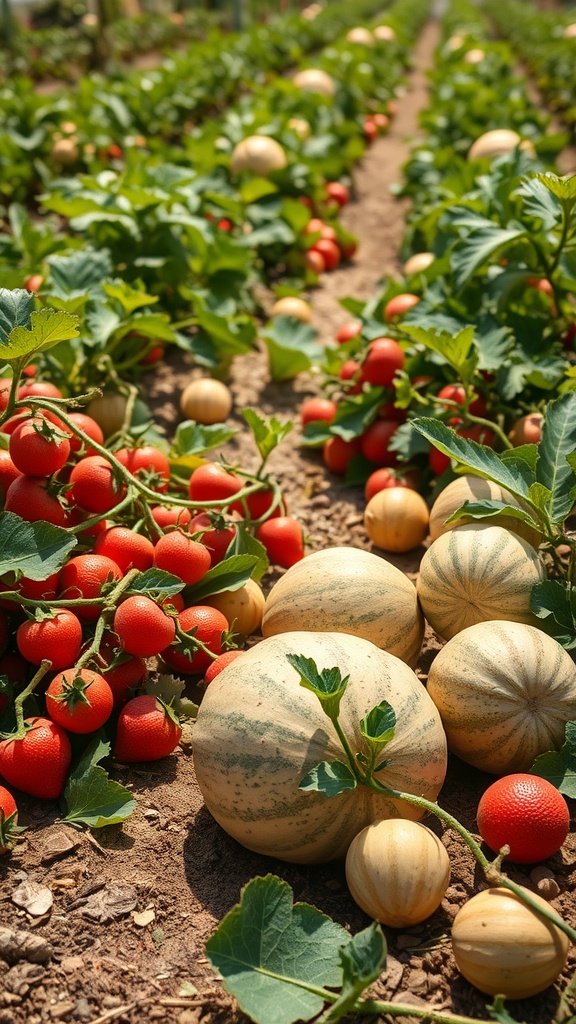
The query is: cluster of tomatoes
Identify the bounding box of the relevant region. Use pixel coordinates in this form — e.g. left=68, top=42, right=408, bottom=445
left=363, top=109, right=391, bottom=144
left=301, top=182, right=358, bottom=274
left=0, top=376, right=305, bottom=815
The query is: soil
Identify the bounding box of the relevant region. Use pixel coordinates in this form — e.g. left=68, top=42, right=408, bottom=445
left=2, top=19, right=576, bottom=1024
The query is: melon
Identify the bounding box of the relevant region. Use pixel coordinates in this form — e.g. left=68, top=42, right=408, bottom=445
left=293, top=68, right=336, bottom=97
left=193, top=631, right=448, bottom=863
left=428, top=475, right=541, bottom=548
left=346, top=27, right=374, bottom=45
left=426, top=620, right=576, bottom=773
left=468, top=129, right=522, bottom=161
left=230, top=136, right=287, bottom=176
left=403, top=251, right=434, bottom=275
left=417, top=523, right=544, bottom=640
left=261, top=546, right=424, bottom=666
left=373, top=25, right=396, bottom=42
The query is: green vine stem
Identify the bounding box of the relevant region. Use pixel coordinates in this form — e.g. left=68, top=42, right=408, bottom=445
left=1, top=660, right=53, bottom=738
left=362, top=778, right=576, bottom=945
left=73, top=568, right=140, bottom=671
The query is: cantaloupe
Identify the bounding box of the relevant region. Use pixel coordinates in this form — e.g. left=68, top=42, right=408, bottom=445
left=426, top=620, right=576, bottom=773
left=193, top=631, right=448, bottom=863
left=417, top=523, right=544, bottom=640
left=428, top=475, right=541, bottom=548
left=261, top=546, right=424, bottom=666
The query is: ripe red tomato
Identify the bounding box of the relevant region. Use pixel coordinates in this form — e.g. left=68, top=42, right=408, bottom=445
left=94, top=526, right=155, bottom=574
left=188, top=462, right=242, bottom=505
left=46, top=668, right=114, bottom=734
left=18, top=381, right=62, bottom=401
left=322, top=435, right=362, bottom=474
left=24, top=274, right=43, bottom=293
left=150, top=505, right=192, bottom=530
left=300, top=397, right=338, bottom=426
left=69, top=455, right=126, bottom=514
left=114, top=694, right=181, bottom=762
left=256, top=516, right=305, bottom=568
left=0, top=717, right=71, bottom=799
left=218, top=218, right=233, bottom=231
left=114, top=595, right=176, bottom=657
left=67, top=412, right=104, bottom=454
left=364, top=467, right=417, bottom=502
left=372, top=113, right=389, bottom=130
left=98, top=636, right=147, bottom=708
left=311, top=239, right=340, bottom=270
left=0, top=450, right=22, bottom=496
left=161, top=605, right=228, bottom=674
left=364, top=119, right=378, bottom=143
left=243, top=487, right=285, bottom=521
left=305, top=218, right=330, bottom=238
left=116, top=446, right=170, bottom=494
left=325, top=182, right=350, bottom=207
left=384, top=293, right=420, bottom=322
left=0, top=379, right=13, bottom=413
left=9, top=416, right=71, bottom=477
left=0, top=785, right=18, bottom=854
left=153, top=531, right=211, bottom=585
left=477, top=774, right=570, bottom=864
left=305, top=250, right=325, bottom=274
left=360, top=419, right=399, bottom=466
left=204, top=649, right=244, bottom=684
left=336, top=321, right=362, bottom=345
left=18, top=572, right=59, bottom=601
left=5, top=475, right=69, bottom=526
left=189, top=513, right=236, bottom=566
left=339, top=359, right=362, bottom=394
left=17, top=609, right=83, bottom=670
left=359, top=338, right=405, bottom=388
left=59, top=554, right=123, bottom=621
left=140, top=345, right=165, bottom=366
left=436, top=383, right=486, bottom=417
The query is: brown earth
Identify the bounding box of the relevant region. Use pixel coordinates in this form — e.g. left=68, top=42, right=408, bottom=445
left=1, top=19, right=575, bottom=1024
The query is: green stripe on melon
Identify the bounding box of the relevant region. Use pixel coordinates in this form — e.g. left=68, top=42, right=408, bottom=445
left=192, top=631, right=447, bottom=864
left=417, top=524, right=544, bottom=641
left=426, top=620, right=576, bottom=774
left=261, top=546, right=424, bottom=667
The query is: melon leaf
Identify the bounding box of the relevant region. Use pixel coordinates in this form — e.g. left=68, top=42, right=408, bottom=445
left=531, top=721, right=576, bottom=799
left=205, top=874, right=351, bottom=1024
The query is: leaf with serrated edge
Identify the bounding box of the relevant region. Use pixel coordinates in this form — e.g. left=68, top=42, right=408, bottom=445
left=444, top=499, right=541, bottom=533
left=412, top=418, right=534, bottom=501
left=0, top=513, right=77, bottom=581
left=315, top=924, right=385, bottom=1023
left=0, top=289, right=33, bottom=345
left=125, top=568, right=184, bottom=598
left=205, top=874, right=349, bottom=1024
left=536, top=393, right=576, bottom=522
left=300, top=760, right=357, bottom=796
left=63, top=736, right=136, bottom=828
left=402, top=325, right=476, bottom=375
left=531, top=721, right=576, bottom=799
left=5, top=309, right=80, bottom=363
left=360, top=701, right=396, bottom=750
left=242, top=408, right=292, bottom=462
left=451, top=226, right=527, bottom=292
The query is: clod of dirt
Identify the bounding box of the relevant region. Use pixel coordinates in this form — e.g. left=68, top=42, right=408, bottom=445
left=77, top=882, right=138, bottom=922
left=11, top=881, right=53, bottom=917
left=0, top=926, right=52, bottom=963
left=40, top=831, right=80, bottom=864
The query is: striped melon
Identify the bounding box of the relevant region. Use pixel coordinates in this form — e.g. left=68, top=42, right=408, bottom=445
left=417, top=524, right=544, bottom=640
left=426, top=620, right=576, bottom=774
left=261, top=546, right=424, bottom=666
left=428, top=475, right=541, bottom=548
left=192, top=631, right=448, bottom=863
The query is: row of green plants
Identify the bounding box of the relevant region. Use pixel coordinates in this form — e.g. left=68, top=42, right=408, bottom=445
left=0, top=8, right=222, bottom=80
left=0, top=0, right=426, bottom=397
left=485, top=0, right=576, bottom=137
left=298, top=0, right=575, bottom=502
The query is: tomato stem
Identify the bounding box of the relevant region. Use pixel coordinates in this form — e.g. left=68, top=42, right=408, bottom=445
left=2, top=660, right=52, bottom=738
left=73, top=568, right=140, bottom=672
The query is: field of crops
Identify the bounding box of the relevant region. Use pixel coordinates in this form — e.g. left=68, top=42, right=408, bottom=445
left=1, top=0, right=576, bottom=1022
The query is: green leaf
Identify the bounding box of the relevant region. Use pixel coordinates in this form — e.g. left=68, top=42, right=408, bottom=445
left=401, top=325, right=476, bottom=377
left=103, top=279, right=159, bottom=314
left=531, top=721, right=576, bottom=799
left=4, top=309, right=80, bottom=364
left=63, top=736, right=136, bottom=828
left=451, top=224, right=527, bottom=291
left=531, top=580, right=576, bottom=650
left=0, top=289, right=34, bottom=345
left=0, top=512, right=77, bottom=582
left=412, top=418, right=534, bottom=501
left=171, top=420, right=238, bottom=457
left=286, top=654, right=349, bottom=721
left=262, top=316, right=323, bottom=382
left=299, top=760, right=357, bottom=796
left=205, top=874, right=349, bottom=1024
left=47, top=249, right=113, bottom=295
left=533, top=172, right=576, bottom=215
left=360, top=701, right=396, bottom=754
left=316, top=924, right=385, bottom=1024
left=444, top=499, right=541, bottom=534
left=501, top=445, right=539, bottom=472
left=143, top=674, right=198, bottom=720
left=229, top=525, right=269, bottom=581
left=536, top=393, right=576, bottom=522
left=487, top=994, right=527, bottom=1024
left=242, top=408, right=293, bottom=463
left=330, top=388, right=385, bottom=443
left=125, top=569, right=185, bottom=599
left=183, top=554, right=258, bottom=603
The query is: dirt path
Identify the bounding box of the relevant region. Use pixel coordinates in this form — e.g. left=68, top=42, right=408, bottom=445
left=4, top=20, right=576, bottom=1024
